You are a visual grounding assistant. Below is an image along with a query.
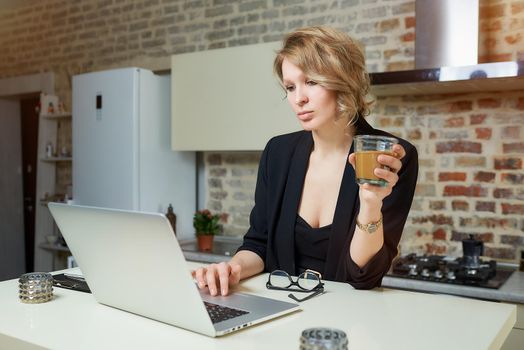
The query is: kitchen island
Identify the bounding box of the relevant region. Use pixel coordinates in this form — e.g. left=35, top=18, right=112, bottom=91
left=181, top=245, right=524, bottom=350
left=0, top=262, right=516, bottom=350
left=382, top=270, right=524, bottom=350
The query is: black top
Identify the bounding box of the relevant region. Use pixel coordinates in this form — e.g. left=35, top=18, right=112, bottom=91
left=237, top=117, right=419, bottom=289
left=294, top=215, right=332, bottom=276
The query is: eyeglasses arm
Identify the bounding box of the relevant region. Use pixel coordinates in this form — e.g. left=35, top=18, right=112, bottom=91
left=288, top=287, right=324, bottom=302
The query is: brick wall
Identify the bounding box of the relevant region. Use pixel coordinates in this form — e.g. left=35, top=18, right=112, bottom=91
left=1, top=0, right=523, bottom=261
left=369, top=92, right=524, bottom=259
left=205, top=152, right=260, bottom=235
left=479, top=0, right=524, bottom=62
left=208, top=92, right=524, bottom=262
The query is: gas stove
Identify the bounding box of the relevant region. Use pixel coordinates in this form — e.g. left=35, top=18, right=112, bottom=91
left=387, top=254, right=514, bottom=289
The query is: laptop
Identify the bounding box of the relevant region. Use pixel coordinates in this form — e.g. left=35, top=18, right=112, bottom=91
left=48, top=203, right=300, bottom=337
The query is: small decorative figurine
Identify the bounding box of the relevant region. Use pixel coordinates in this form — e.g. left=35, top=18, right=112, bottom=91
left=57, top=102, right=65, bottom=114
left=46, top=143, right=54, bottom=158
left=166, top=204, right=177, bottom=236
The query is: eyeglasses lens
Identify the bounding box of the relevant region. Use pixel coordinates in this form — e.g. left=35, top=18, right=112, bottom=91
left=269, top=270, right=291, bottom=288
left=298, top=271, right=319, bottom=290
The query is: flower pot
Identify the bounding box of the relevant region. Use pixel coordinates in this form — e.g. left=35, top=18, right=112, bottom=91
left=197, top=235, right=214, bottom=252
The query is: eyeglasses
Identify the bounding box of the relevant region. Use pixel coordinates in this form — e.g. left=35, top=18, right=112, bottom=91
left=266, top=269, right=324, bottom=302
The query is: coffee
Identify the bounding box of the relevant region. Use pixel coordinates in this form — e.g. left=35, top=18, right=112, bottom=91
left=355, top=150, right=394, bottom=187
left=353, top=135, right=398, bottom=187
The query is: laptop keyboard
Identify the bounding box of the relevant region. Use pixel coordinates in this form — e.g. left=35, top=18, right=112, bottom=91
left=204, top=301, right=249, bottom=324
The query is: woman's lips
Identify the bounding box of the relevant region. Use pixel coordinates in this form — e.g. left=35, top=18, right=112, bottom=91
left=297, top=111, right=313, bottom=121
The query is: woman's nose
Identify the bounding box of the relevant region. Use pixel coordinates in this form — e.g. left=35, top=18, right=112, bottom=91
left=295, top=90, right=309, bottom=105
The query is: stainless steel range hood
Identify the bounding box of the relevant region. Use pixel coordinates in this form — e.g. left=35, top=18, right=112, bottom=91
left=415, top=0, right=479, bottom=69
left=369, top=0, right=524, bottom=96
left=370, top=61, right=524, bottom=96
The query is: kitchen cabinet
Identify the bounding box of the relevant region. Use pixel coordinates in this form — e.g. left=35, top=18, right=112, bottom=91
left=383, top=270, right=524, bottom=350
left=171, top=42, right=300, bottom=151
left=170, top=41, right=523, bottom=150
left=502, top=303, right=524, bottom=350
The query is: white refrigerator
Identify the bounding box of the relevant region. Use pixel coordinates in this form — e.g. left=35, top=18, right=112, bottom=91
left=72, top=67, right=196, bottom=239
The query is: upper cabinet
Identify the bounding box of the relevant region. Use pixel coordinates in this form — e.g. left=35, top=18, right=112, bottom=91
left=171, top=42, right=300, bottom=151
left=171, top=43, right=524, bottom=150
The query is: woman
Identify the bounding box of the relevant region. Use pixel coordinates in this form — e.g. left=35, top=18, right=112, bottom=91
left=193, top=26, right=418, bottom=296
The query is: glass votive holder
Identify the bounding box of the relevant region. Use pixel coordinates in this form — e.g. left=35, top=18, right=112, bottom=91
left=19, top=272, right=54, bottom=304
left=300, top=327, right=348, bottom=350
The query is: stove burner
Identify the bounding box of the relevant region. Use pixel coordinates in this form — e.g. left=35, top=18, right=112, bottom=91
left=387, top=254, right=514, bottom=289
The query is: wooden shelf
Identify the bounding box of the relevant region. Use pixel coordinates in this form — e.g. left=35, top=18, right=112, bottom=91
left=40, top=199, right=67, bottom=206
left=39, top=243, right=70, bottom=253
left=41, top=113, right=72, bottom=119
left=41, top=157, right=72, bottom=162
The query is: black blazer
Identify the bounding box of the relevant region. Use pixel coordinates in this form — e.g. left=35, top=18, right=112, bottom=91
left=238, top=117, right=419, bottom=289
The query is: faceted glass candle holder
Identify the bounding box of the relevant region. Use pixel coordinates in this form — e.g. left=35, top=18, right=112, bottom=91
left=300, top=327, right=348, bottom=350
left=19, top=272, right=54, bottom=304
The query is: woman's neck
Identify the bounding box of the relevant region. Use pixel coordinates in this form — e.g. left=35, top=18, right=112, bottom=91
left=311, top=121, right=354, bottom=157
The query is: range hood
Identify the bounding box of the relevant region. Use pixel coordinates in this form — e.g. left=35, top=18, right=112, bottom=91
left=369, top=0, right=524, bottom=96
left=370, top=61, right=524, bottom=96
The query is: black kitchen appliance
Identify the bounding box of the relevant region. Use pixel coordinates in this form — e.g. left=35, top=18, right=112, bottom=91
left=462, top=234, right=484, bottom=268
left=387, top=236, right=514, bottom=289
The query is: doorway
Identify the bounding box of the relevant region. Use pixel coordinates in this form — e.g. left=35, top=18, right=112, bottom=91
left=0, top=98, right=26, bottom=280
left=0, top=72, right=54, bottom=279
left=20, top=96, right=40, bottom=272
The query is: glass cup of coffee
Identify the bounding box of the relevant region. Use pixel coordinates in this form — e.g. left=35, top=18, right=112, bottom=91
left=353, top=135, right=398, bottom=187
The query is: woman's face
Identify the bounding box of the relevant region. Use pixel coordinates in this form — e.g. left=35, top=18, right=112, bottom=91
left=281, top=58, right=338, bottom=132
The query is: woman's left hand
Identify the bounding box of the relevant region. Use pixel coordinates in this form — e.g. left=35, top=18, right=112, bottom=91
left=348, top=143, right=406, bottom=205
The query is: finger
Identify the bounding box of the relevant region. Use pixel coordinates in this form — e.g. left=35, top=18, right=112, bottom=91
left=378, top=154, right=402, bottom=173
left=375, top=167, right=399, bottom=186
left=392, top=144, right=405, bottom=160
left=229, top=264, right=242, bottom=286
left=217, top=262, right=231, bottom=296
left=194, top=268, right=207, bottom=289
left=206, top=266, right=219, bottom=296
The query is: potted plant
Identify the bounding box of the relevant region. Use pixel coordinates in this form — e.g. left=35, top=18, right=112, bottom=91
left=193, top=209, right=222, bottom=252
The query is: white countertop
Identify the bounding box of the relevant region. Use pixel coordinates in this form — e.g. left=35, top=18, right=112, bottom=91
left=382, top=269, right=524, bottom=304
left=0, top=262, right=516, bottom=350
left=182, top=244, right=524, bottom=304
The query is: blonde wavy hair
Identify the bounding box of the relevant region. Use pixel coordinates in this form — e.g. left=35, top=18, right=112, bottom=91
left=274, top=26, right=373, bottom=126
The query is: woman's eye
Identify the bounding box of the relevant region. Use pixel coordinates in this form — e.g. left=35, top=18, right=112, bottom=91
left=306, top=80, right=317, bottom=86
left=285, top=85, right=295, bottom=92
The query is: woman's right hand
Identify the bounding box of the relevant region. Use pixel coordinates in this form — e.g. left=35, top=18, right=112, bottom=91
left=191, top=262, right=242, bottom=296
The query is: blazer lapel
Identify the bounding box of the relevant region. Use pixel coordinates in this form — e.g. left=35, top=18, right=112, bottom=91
left=323, top=117, right=373, bottom=280
left=274, top=132, right=313, bottom=275
left=323, top=143, right=359, bottom=280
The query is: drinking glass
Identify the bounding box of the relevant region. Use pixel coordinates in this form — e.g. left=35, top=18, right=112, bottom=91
left=353, top=135, right=398, bottom=187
